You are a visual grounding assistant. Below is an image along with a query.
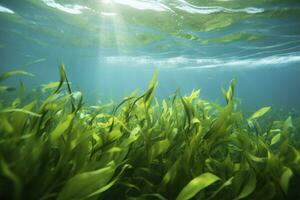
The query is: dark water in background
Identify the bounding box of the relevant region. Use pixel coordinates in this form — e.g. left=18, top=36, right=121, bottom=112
left=0, top=0, right=300, bottom=110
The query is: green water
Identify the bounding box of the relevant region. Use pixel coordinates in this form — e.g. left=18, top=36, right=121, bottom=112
left=1, top=0, right=300, bottom=107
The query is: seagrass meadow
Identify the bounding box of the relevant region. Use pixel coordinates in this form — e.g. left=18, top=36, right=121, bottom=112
left=1, top=0, right=300, bottom=200
left=0, top=65, right=300, bottom=200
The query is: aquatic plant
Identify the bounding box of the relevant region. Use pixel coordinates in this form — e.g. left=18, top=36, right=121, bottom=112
left=0, top=65, right=299, bottom=200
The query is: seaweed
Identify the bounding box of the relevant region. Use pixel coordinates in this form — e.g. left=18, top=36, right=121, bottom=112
left=0, top=65, right=299, bottom=200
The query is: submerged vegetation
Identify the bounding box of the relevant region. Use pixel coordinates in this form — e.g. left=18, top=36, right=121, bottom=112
left=0, top=65, right=300, bottom=200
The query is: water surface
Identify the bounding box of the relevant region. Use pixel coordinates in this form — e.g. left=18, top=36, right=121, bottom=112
left=0, top=0, right=300, bottom=109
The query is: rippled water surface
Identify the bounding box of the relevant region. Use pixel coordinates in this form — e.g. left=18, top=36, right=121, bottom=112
left=0, top=0, right=300, bottom=108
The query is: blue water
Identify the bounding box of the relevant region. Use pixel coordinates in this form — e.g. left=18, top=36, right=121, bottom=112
left=1, top=0, right=300, bottom=110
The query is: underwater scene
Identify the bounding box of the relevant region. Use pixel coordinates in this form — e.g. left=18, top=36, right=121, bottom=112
left=1, top=0, right=300, bottom=199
